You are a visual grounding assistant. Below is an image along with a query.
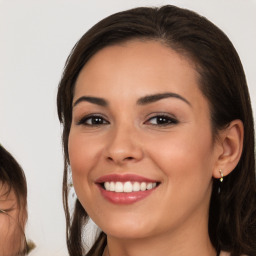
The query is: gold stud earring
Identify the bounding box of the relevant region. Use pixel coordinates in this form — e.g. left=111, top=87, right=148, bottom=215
left=219, top=169, right=224, bottom=182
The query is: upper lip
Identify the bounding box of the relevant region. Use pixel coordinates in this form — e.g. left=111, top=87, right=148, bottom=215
left=95, top=174, right=159, bottom=183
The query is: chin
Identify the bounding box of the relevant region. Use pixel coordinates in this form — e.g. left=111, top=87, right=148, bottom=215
left=105, top=228, right=151, bottom=240
left=98, top=218, right=155, bottom=240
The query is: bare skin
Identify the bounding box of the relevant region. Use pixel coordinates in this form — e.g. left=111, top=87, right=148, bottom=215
left=0, top=183, right=26, bottom=256
left=69, top=40, right=243, bottom=256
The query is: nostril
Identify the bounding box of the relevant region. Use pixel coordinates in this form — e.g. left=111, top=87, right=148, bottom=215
left=107, top=156, right=134, bottom=161
left=106, top=155, right=135, bottom=164
left=125, top=157, right=134, bottom=160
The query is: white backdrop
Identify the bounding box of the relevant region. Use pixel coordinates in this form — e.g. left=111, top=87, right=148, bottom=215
left=0, top=0, right=255, bottom=255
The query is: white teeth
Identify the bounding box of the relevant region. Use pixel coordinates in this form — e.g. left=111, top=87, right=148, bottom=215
left=104, top=182, right=110, bottom=190
left=140, top=182, right=146, bottom=191
left=123, top=181, right=133, bottom=192
left=103, top=181, right=157, bottom=192
left=147, top=183, right=153, bottom=190
left=115, top=182, right=123, bottom=192
left=133, top=182, right=140, bottom=192
left=109, top=182, right=115, bottom=191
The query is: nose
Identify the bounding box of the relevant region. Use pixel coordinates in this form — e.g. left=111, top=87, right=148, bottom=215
left=104, top=124, right=144, bottom=165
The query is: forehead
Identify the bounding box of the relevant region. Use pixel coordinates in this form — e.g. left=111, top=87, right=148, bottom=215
left=74, top=40, right=205, bottom=107
left=0, top=182, right=16, bottom=201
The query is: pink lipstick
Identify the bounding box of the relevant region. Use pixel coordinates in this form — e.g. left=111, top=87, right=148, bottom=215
left=95, top=174, right=159, bottom=204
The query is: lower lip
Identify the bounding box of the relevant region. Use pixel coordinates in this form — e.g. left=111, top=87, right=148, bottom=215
left=97, top=185, right=156, bottom=204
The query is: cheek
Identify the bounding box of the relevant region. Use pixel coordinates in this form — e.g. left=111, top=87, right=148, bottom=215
left=146, top=126, right=215, bottom=181
left=143, top=128, right=214, bottom=229
left=0, top=215, right=24, bottom=254
left=68, top=132, right=99, bottom=176
left=68, top=130, right=106, bottom=207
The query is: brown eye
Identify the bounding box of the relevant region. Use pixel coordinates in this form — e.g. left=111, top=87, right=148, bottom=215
left=146, top=115, right=178, bottom=126
left=78, top=115, right=109, bottom=126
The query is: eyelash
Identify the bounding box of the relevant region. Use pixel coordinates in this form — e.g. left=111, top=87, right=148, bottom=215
left=77, top=113, right=178, bottom=128
left=0, top=207, right=14, bottom=214
left=145, top=114, right=178, bottom=126
left=77, top=114, right=109, bottom=126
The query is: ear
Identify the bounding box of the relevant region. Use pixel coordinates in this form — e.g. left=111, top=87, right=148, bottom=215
left=212, top=120, right=244, bottom=179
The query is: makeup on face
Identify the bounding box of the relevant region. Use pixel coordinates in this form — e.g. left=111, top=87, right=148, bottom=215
left=95, top=174, right=159, bottom=204
left=68, top=40, right=216, bottom=241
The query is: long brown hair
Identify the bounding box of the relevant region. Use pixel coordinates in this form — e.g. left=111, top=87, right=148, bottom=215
left=57, top=5, right=256, bottom=256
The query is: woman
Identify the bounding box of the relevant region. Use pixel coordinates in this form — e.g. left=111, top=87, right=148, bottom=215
left=57, top=5, right=256, bottom=256
left=0, top=145, right=34, bottom=256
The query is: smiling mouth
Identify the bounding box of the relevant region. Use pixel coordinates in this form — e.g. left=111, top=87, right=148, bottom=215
left=101, top=181, right=159, bottom=193
left=96, top=174, right=160, bottom=204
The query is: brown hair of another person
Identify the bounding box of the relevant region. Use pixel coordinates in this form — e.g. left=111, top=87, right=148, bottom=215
left=0, top=145, right=31, bottom=255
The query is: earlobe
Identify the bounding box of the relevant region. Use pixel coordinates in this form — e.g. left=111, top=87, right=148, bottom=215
left=213, top=120, right=244, bottom=179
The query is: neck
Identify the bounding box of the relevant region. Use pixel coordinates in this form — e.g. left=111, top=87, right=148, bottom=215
left=103, top=214, right=216, bottom=256
left=104, top=236, right=216, bottom=256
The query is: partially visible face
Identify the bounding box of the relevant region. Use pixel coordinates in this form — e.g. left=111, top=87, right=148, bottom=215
left=0, top=183, right=26, bottom=256
left=68, top=40, right=220, bottom=239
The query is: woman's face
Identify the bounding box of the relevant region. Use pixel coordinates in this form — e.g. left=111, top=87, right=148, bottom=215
left=0, top=183, right=26, bottom=256
left=68, top=40, right=221, bottom=239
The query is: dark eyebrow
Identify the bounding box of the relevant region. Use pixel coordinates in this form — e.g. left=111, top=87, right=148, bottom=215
left=73, top=96, right=108, bottom=108
left=137, top=92, right=191, bottom=106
